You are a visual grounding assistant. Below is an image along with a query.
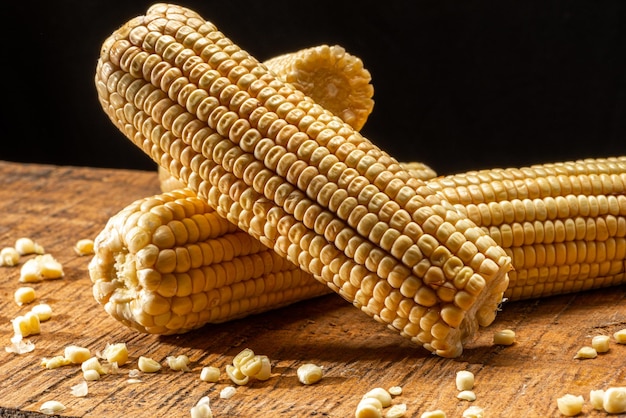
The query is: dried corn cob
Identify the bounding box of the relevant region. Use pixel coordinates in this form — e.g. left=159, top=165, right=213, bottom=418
left=92, top=157, right=626, bottom=336
left=94, top=3, right=511, bottom=357
left=427, top=156, right=626, bottom=301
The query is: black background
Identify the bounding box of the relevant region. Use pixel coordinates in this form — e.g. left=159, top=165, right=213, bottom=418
left=3, top=1, right=626, bottom=176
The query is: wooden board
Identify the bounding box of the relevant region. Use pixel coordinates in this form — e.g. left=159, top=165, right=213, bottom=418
left=0, top=160, right=624, bottom=418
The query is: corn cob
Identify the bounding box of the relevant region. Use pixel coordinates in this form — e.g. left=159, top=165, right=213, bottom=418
left=427, top=156, right=626, bottom=301
left=91, top=157, right=626, bottom=337
left=94, top=3, right=511, bottom=357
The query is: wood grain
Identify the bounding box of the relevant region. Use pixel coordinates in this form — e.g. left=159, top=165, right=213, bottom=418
left=0, top=161, right=624, bottom=417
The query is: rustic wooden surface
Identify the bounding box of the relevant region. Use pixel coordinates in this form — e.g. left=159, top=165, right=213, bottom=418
left=0, top=160, right=624, bottom=418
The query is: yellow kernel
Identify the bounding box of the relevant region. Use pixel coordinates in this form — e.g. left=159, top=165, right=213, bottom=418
left=15, top=237, right=44, bottom=255
left=355, top=397, right=383, bottom=418
left=363, top=387, right=392, bottom=408
left=556, top=394, right=584, bottom=416
left=81, top=357, right=105, bottom=375
left=102, top=342, right=129, bottom=365
left=12, top=312, right=41, bottom=337
left=19, top=254, right=64, bottom=282
left=226, top=364, right=249, bottom=385
left=83, top=369, right=101, bottom=381
left=614, top=329, right=626, bottom=344
left=385, top=403, right=407, bottom=418
left=603, top=387, right=626, bottom=414
left=573, top=346, right=597, bottom=359
left=138, top=356, right=162, bottom=373
left=14, top=287, right=36, bottom=306
left=64, top=345, right=91, bottom=364
left=254, top=355, right=272, bottom=381
left=457, top=390, right=476, bottom=401
left=493, top=329, right=516, bottom=345
left=220, top=386, right=237, bottom=399
left=74, top=239, right=95, bottom=256
left=30, top=304, right=52, bottom=321
left=1, top=247, right=20, bottom=266
left=39, top=400, right=65, bottom=415
left=456, top=370, right=475, bottom=391
left=190, top=396, right=213, bottom=418
left=462, top=405, right=485, bottom=418
left=420, top=410, right=447, bottom=418
left=232, top=348, right=255, bottom=369
left=199, top=366, right=220, bottom=382
left=589, top=389, right=605, bottom=410
left=388, top=386, right=403, bottom=396
left=167, top=354, right=190, bottom=371
left=591, top=335, right=610, bottom=353
left=41, top=356, right=71, bottom=369
left=297, top=363, right=323, bottom=385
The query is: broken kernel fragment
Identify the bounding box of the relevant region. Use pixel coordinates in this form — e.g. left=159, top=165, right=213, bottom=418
left=420, top=410, right=447, bottom=418
left=167, top=354, right=190, bottom=372
left=102, top=342, right=129, bottom=365
left=462, top=406, right=485, bottom=418
left=573, top=346, right=597, bottom=359
left=14, top=287, right=36, bottom=306
left=1, top=247, right=20, bottom=266
left=556, top=394, right=584, bottom=416
left=64, top=345, right=91, bottom=364
left=200, top=366, right=220, bottom=382
left=15, top=237, right=44, bottom=255
left=297, top=363, right=323, bottom=385
left=19, top=254, right=63, bottom=282
left=41, top=356, right=71, bottom=369
left=138, top=356, right=162, bottom=373
left=190, top=396, right=213, bottom=418
left=39, top=400, right=65, bottom=415
left=74, top=239, right=94, bottom=256
left=12, top=312, right=41, bottom=337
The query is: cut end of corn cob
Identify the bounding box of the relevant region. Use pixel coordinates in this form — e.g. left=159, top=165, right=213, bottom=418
left=88, top=189, right=331, bottom=334
left=94, top=3, right=513, bottom=357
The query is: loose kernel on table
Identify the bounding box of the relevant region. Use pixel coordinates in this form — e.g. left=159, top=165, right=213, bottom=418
left=1, top=247, right=20, bottom=266
left=14, top=287, right=36, bottom=306
left=297, top=363, right=323, bottom=385
left=614, top=329, right=626, bottom=344
left=19, top=254, right=63, bottom=282
left=190, top=396, right=213, bottom=418
left=591, top=335, right=610, bottom=353
left=493, top=329, right=516, bottom=345
left=462, top=405, right=485, bottom=418
left=41, top=356, right=71, bottom=369
left=81, top=357, right=105, bottom=375
left=31, top=304, right=52, bottom=321
left=167, top=355, right=191, bottom=372
left=420, top=410, right=447, bottom=418
left=226, top=364, right=249, bottom=385
left=589, top=389, right=605, bottom=410
left=355, top=397, right=383, bottom=418
left=603, top=387, right=626, bottom=414
left=12, top=311, right=41, bottom=337
left=385, top=403, right=407, bottom=418
left=219, top=386, right=237, bottom=399
left=74, top=239, right=94, bottom=256
left=388, top=386, right=403, bottom=396
left=15, top=237, right=44, bottom=255
left=457, top=390, right=476, bottom=402
left=363, top=388, right=392, bottom=408
left=138, top=356, right=162, bottom=373
left=84, top=369, right=101, bottom=381
left=102, top=342, right=129, bottom=366
left=200, top=366, right=220, bottom=382
left=39, top=400, right=65, bottom=415
left=64, top=345, right=91, bottom=364
left=456, top=370, right=475, bottom=391
left=556, top=394, right=584, bottom=416
left=573, top=346, right=597, bottom=359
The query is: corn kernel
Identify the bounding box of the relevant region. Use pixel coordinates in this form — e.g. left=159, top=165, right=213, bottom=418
left=220, top=386, right=237, bottom=399
left=1, top=247, right=20, bottom=266
left=15, top=237, right=44, bottom=255
left=297, top=363, right=323, bottom=385
left=190, top=396, right=213, bottom=418
left=14, top=287, right=36, bottom=306
left=81, top=357, right=105, bottom=375
left=138, top=356, right=162, bottom=373
left=614, top=329, right=626, bottom=344
left=226, top=364, right=249, bottom=385
left=385, top=403, right=407, bottom=418
left=41, top=356, right=70, bottom=369
left=457, top=390, right=476, bottom=401
left=355, top=397, right=383, bottom=418
left=591, top=335, right=610, bottom=353
left=363, top=387, right=392, bottom=408
left=455, top=370, right=475, bottom=391
left=493, top=329, right=516, bottom=345
left=12, top=311, right=40, bottom=337
left=39, top=400, right=65, bottom=415
left=64, top=345, right=91, bottom=364
left=167, top=354, right=190, bottom=371
left=74, top=239, right=95, bottom=256
left=420, top=410, right=447, bottom=418
left=70, top=381, right=89, bottom=397
left=589, top=389, right=605, bottom=410
left=102, top=342, right=129, bottom=365
left=573, top=346, right=597, bottom=359
left=556, top=394, right=584, bottom=416
left=461, top=406, right=485, bottom=418
left=200, top=366, right=220, bottom=382
left=388, top=386, right=403, bottom=396
left=603, top=387, right=626, bottom=414
left=19, top=254, right=63, bottom=282
left=30, top=304, right=52, bottom=321
left=254, top=355, right=272, bottom=381
left=83, top=369, right=101, bottom=381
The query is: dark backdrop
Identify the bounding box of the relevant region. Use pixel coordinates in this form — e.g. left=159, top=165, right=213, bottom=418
left=3, top=1, right=625, bottom=176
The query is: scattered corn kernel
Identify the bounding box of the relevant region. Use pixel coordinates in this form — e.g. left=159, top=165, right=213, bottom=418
left=199, top=366, right=220, bottom=382
left=420, top=410, right=447, bottom=418
left=363, top=388, right=392, bottom=408
left=14, top=287, right=36, bottom=306
left=167, top=354, right=191, bottom=372
left=1, top=247, right=20, bottom=266
left=226, top=364, right=249, bottom=385
left=102, top=342, right=129, bottom=366
left=603, top=387, right=626, bottom=414
left=456, top=370, right=475, bottom=391
left=81, top=356, right=105, bottom=375
left=573, top=346, right=597, bottom=359
left=5, top=334, right=35, bottom=354
left=30, top=304, right=52, bottom=321
left=64, top=345, right=91, bottom=364
left=384, top=403, right=407, bottom=418
left=457, top=390, right=477, bottom=402
left=462, top=405, right=485, bottom=418
left=138, top=356, right=162, bottom=373
left=70, top=381, right=89, bottom=397
left=355, top=397, right=383, bottom=418
left=19, top=254, right=63, bottom=282
left=74, top=239, right=94, bottom=256
left=557, top=394, right=584, bottom=416
left=232, top=348, right=255, bottom=369
left=493, top=329, right=516, bottom=345
left=220, top=386, right=237, bottom=399
left=591, top=335, right=610, bottom=353
left=589, top=389, right=605, bottom=410
left=297, top=363, right=323, bottom=385
left=254, top=355, right=272, bottom=381
left=15, top=237, right=44, bottom=255
left=12, top=311, right=41, bottom=337
left=41, top=356, right=71, bottom=369
left=83, top=369, right=101, bottom=381
left=388, top=386, right=403, bottom=396
left=190, top=396, right=213, bottom=418
left=39, top=400, right=65, bottom=415
left=614, top=329, right=626, bottom=344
